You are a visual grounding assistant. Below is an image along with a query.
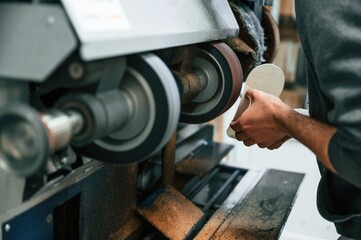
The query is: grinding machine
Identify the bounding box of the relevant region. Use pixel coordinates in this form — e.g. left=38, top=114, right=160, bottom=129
left=0, top=1, right=304, bottom=239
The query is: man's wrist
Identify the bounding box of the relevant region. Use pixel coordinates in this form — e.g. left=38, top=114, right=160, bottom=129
left=274, top=105, right=295, bottom=137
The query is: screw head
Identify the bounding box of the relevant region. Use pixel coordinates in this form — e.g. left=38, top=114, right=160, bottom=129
left=68, top=62, right=84, bottom=80
left=4, top=224, right=10, bottom=232
left=47, top=16, right=56, bottom=25
left=46, top=214, right=53, bottom=224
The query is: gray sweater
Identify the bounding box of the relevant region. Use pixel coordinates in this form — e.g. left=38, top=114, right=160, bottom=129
left=295, top=0, right=361, bottom=238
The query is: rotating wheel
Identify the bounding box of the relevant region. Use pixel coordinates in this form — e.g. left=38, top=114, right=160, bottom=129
left=78, top=53, right=180, bottom=164
left=0, top=103, right=49, bottom=176
left=180, top=42, right=243, bottom=123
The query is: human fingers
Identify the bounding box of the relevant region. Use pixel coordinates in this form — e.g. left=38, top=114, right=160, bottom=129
left=230, top=96, right=253, bottom=132
left=267, top=136, right=291, bottom=150
left=243, top=138, right=256, bottom=147
left=235, top=131, right=248, bottom=141
left=246, top=89, right=277, bottom=102
left=245, top=88, right=256, bottom=98
left=245, top=88, right=262, bottom=100
left=230, top=120, right=242, bottom=132
left=257, top=143, right=267, bottom=148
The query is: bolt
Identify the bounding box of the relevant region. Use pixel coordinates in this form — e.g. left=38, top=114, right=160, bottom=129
left=61, top=157, right=69, bottom=165
left=68, top=62, right=84, bottom=80
left=4, top=224, right=10, bottom=232
left=84, top=166, right=93, bottom=173
left=164, top=50, right=172, bottom=58
left=46, top=214, right=53, bottom=224
left=47, top=16, right=56, bottom=26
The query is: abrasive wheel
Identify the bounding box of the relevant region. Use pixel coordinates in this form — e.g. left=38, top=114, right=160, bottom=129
left=79, top=53, right=180, bottom=164
left=180, top=42, right=243, bottom=123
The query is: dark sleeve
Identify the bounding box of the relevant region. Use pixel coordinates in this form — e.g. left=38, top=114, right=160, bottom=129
left=296, top=0, right=361, bottom=187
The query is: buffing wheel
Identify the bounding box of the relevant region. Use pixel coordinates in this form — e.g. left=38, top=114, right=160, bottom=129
left=79, top=53, right=180, bottom=164
left=180, top=42, right=243, bottom=124
left=262, top=7, right=280, bottom=63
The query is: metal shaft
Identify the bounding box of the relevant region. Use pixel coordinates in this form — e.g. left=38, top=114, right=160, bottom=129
left=40, top=110, right=84, bottom=152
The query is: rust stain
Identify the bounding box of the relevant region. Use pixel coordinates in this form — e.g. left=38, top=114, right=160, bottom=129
left=196, top=170, right=303, bottom=240
left=208, top=170, right=303, bottom=240
left=108, top=215, right=145, bottom=240
left=137, top=185, right=204, bottom=240
left=194, top=211, right=228, bottom=240
left=175, top=156, right=216, bottom=177
left=161, top=130, right=177, bottom=186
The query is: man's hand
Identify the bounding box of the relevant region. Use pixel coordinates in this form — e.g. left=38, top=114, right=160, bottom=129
left=230, top=89, right=292, bottom=149
left=230, top=88, right=337, bottom=174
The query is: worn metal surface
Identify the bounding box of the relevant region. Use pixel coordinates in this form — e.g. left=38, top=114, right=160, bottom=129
left=175, top=142, right=233, bottom=177
left=172, top=45, right=202, bottom=104
left=109, top=215, right=147, bottom=240
left=195, top=169, right=304, bottom=240
left=137, top=185, right=204, bottom=240
left=0, top=172, right=25, bottom=215
left=185, top=168, right=244, bottom=240
left=194, top=169, right=265, bottom=240
left=0, top=162, right=139, bottom=240
left=138, top=124, right=214, bottom=192
left=80, top=165, right=139, bottom=240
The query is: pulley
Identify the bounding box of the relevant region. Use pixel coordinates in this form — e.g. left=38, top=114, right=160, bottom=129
left=78, top=53, right=180, bottom=164
left=180, top=42, right=243, bottom=123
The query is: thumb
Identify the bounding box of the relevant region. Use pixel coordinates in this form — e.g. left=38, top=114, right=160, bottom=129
left=245, top=88, right=256, bottom=99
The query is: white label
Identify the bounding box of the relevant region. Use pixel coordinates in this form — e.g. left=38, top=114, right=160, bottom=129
left=62, top=0, right=130, bottom=33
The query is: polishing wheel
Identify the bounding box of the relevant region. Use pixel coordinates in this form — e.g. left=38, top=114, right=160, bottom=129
left=79, top=53, right=180, bottom=164
left=180, top=42, right=243, bottom=123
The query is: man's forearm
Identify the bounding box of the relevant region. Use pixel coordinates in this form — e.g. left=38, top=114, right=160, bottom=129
left=278, top=108, right=337, bottom=173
